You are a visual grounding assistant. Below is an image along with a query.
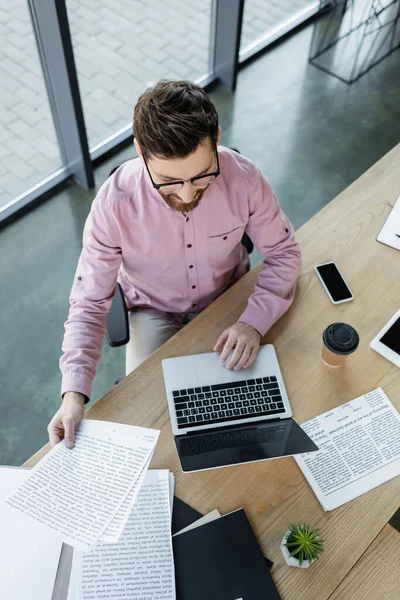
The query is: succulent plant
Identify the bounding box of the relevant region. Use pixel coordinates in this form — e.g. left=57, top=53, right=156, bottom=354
left=284, top=523, right=324, bottom=566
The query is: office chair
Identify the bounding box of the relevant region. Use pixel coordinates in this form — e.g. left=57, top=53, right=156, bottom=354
left=105, top=148, right=253, bottom=348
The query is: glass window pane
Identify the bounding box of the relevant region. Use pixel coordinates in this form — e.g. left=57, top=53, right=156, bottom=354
left=67, top=0, right=214, bottom=150
left=241, top=0, right=318, bottom=54
left=0, top=2, right=64, bottom=210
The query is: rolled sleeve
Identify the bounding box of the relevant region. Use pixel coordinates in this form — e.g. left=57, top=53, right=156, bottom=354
left=60, top=194, right=122, bottom=401
left=238, top=166, right=301, bottom=337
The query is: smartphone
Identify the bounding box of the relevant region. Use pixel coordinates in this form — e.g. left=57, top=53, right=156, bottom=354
left=314, top=262, right=354, bottom=304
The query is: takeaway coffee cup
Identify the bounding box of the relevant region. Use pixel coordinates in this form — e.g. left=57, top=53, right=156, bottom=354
left=322, top=323, right=359, bottom=367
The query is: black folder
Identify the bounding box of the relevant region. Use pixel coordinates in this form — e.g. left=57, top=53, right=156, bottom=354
left=172, top=496, right=203, bottom=535
left=173, top=507, right=281, bottom=600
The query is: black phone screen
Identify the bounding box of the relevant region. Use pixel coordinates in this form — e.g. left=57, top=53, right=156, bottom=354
left=316, top=263, right=352, bottom=302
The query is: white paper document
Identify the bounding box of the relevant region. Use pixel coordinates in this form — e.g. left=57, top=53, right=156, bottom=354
left=0, top=467, right=62, bottom=600
left=76, top=469, right=175, bottom=600
left=101, top=458, right=151, bottom=543
left=5, top=422, right=158, bottom=549
left=67, top=469, right=175, bottom=600
left=295, top=388, right=400, bottom=510
left=377, top=194, right=400, bottom=251
left=77, top=421, right=161, bottom=543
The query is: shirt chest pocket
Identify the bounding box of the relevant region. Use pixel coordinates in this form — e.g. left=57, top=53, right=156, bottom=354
left=207, top=226, right=244, bottom=270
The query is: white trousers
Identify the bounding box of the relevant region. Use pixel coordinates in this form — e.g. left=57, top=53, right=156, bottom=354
left=125, top=311, right=197, bottom=376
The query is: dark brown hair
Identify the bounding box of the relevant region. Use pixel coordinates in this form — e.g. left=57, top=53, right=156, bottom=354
left=133, top=80, right=219, bottom=159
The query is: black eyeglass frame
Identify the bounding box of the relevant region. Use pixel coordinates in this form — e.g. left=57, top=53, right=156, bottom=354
left=142, top=145, right=220, bottom=191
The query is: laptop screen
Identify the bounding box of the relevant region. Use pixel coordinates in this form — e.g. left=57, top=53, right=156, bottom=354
left=175, top=418, right=318, bottom=472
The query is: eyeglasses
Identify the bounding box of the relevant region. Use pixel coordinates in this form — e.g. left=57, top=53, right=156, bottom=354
left=143, top=147, right=220, bottom=194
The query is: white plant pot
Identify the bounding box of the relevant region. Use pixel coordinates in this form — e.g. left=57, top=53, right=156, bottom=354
left=280, top=532, right=313, bottom=568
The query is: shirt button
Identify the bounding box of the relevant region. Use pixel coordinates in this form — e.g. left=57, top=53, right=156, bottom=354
left=77, top=276, right=82, bottom=281
left=192, top=303, right=197, bottom=307
left=285, top=228, right=289, bottom=233
left=189, top=265, right=194, bottom=269
left=186, top=217, right=189, bottom=222
left=187, top=244, right=192, bottom=248
left=223, top=236, right=227, bottom=240
left=192, top=285, right=196, bottom=289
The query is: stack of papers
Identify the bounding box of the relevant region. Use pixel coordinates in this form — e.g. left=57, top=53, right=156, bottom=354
left=0, top=420, right=182, bottom=600
left=1, top=418, right=281, bottom=599
left=294, top=388, right=400, bottom=510
left=68, top=469, right=175, bottom=600
left=5, top=420, right=160, bottom=549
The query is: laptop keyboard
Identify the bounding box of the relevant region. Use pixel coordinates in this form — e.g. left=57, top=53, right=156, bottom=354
left=172, top=377, right=286, bottom=429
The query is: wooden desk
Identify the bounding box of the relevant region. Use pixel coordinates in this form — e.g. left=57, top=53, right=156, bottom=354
left=329, top=524, right=400, bottom=600
left=25, top=145, right=400, bottom=599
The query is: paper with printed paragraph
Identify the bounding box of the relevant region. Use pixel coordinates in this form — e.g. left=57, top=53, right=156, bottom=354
left=77, top=470, right=175, bottom=600
left=100, top=458, right=151, bottom=542
left=75, top=421, right=160, bottom=543
left=4, top=421, right=158, bottom=549
left=295, top=388, right=400, bottom=510
left=66, top=469, right=175, bottom=600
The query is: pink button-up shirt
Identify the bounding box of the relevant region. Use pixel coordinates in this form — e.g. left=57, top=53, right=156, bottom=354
left=60, top=147, right=301, bottom=399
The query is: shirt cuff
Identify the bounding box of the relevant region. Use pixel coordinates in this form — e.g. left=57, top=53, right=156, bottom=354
left=61, top=370, right=92, bottom=404
left=238, top=305, right=273, bottom=338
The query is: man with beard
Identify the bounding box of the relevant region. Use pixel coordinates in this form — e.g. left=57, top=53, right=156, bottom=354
left=48, top=80, right=301, bottom=448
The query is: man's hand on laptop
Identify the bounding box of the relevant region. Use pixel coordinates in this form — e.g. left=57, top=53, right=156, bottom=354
left=214, top=322, right=261, bottom=370
left=47, top=392, right=85, bottom=449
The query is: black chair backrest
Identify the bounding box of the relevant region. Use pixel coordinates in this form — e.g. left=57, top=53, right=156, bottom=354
left=106, top=283, right=129, bottom=347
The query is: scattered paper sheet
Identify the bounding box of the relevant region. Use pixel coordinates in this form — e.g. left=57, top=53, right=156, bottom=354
left=295, top=388, right=400, bottom=510
left=0, top=467, right=62, bottom=600
left=173, top=509, right=221, bottom=537
left=101, top=457, right=151, bottom=543
left=5, top=424, right=157, bottom=549
left=77, top=470, right=175, bottom=600
left=76, top=421, right=161, bottom=543
left=377, top=194, right=400, bottom=250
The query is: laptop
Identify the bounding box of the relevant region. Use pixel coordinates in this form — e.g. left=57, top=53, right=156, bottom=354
left=162, top=344, right=318, bottom=472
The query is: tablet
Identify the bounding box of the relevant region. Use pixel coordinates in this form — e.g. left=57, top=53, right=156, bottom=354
left=370, top=309, right=400, bottom=367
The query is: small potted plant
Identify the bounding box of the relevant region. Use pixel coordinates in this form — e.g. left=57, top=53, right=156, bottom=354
left=280, top=523, right=324, bottom=568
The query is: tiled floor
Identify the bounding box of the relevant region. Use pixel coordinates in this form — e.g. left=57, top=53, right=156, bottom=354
left=0, top=20, right=399, bottom=465
left=0, top=0, right=315, bottom=206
